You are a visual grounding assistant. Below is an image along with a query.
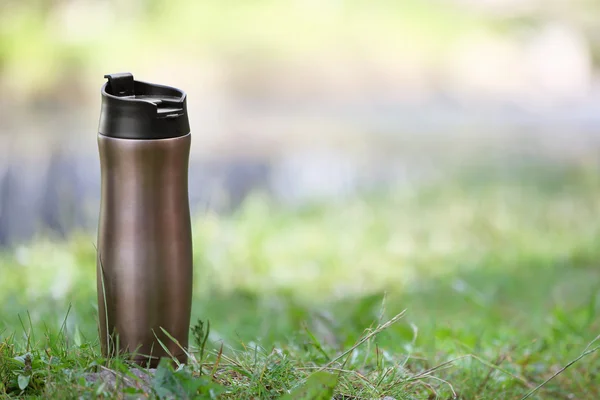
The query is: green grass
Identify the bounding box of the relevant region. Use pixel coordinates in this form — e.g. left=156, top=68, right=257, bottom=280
left=1, top=164, right=600, bottom=399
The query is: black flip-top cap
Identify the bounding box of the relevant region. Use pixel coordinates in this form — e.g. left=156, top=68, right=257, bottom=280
left=99, top=73, right=190, bottom=139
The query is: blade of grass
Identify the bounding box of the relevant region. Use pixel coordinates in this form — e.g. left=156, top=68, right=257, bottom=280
left=151, top=330, right=181, bottom=369
left=26, top=311, right=35, bottom=349
left=159, top=326, right=195, bottom=363
left=408, top=354, right=532, bottom=388
left=17, top=314, right=30, bottom=352
left=303, top=322, right=331, bottom=360
left=319, top=309, right=407, bottom=372
left=95, top=244, right=112, bottom=360
left=210, top=343, right=223, bottom=379
left=520, top=334, right=600, bottom=400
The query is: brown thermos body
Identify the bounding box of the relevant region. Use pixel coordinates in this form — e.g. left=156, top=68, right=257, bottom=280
left=96, top=73, right=193, bottom=366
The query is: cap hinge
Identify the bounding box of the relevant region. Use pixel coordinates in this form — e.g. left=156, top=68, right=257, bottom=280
left=104, top=73, right=135, bottom=96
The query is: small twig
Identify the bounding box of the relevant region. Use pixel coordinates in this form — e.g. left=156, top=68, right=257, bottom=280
left=520, top=335, right=600, bottom=400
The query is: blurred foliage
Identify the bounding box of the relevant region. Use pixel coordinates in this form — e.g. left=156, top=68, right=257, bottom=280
left=1, top=0, right=599, bottom=105
left=2, top=0, right=600, bottom=107
left=2, top=163, right=600, bottom=333
left=0, top=0, right=576, bottom=97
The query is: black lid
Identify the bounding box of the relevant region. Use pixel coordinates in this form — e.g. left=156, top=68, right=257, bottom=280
left=98, top=73, right=190, bottom=139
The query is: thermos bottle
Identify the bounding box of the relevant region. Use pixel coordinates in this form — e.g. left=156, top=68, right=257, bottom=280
left=96, top=73, right=193, bottom=366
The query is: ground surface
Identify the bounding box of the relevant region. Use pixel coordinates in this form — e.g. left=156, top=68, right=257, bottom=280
left=1, top=164, right=600, bottom=399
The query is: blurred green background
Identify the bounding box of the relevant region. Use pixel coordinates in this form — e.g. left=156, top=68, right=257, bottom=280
left=1, top=0, right=600, bottom=243
left=1, top=1, right=600, bottom=397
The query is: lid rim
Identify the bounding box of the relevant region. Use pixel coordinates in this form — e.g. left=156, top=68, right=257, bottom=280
left=100, top=81, right=187, bottom=103
left=99, top=73, right=190, bottom=140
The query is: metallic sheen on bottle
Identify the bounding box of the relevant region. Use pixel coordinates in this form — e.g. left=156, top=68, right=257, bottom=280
left=97, top=73, right=193, bottom=367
